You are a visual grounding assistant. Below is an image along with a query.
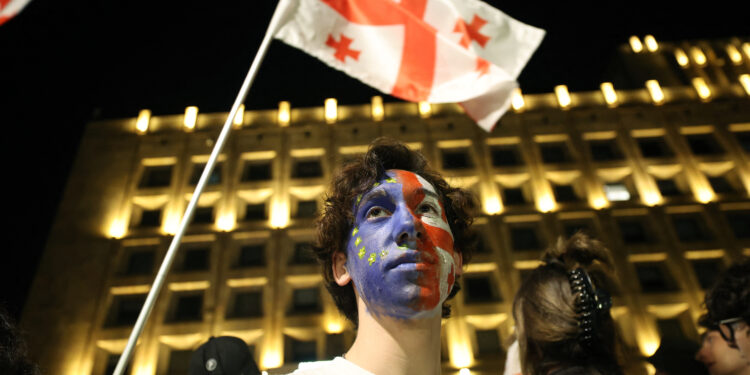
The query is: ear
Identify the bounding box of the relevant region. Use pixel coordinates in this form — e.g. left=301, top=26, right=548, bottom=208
left=332, top=251, right=351, bottom=286
left=453, top=251, right=463, bottom=276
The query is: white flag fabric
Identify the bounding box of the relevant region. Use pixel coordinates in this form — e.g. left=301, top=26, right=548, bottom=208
left=0, top=0, right=32, bottom=26
left=274, top=0, right=544, bottom=131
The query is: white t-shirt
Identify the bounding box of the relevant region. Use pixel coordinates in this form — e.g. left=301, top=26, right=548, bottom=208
left=288, top=357, right=374, bottom=375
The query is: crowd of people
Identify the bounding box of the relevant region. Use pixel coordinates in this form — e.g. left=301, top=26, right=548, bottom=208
left=3, top=138, right=749, bottom=375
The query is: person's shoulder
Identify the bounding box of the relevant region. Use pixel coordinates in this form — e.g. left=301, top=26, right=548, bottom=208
left=287, top=357, right=374, bottom=375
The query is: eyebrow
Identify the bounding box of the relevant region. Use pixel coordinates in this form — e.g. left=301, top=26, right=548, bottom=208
left=356, top=188, right=390, bottom=212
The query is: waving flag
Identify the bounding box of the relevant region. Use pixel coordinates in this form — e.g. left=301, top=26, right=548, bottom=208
left=0, top=0, right=32, bottom=26
left=274, top=0, right=544, bottom=131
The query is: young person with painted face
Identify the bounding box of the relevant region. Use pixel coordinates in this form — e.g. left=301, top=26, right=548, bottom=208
left=512, top=233, right=623, bottom=375
left=703, top=259, right=750, bottom=361
left=289, top=138, right=476, bottom=375
left=696, top=327, right=750, bottom=375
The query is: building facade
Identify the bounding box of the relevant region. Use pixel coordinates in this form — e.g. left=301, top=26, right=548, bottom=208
left=22, top=36, right=750, bottom=375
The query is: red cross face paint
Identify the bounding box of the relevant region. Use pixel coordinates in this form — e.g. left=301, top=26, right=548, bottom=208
left=346, top=169, right=458, bottom=319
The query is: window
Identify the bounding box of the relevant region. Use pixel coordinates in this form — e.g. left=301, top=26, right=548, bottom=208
left=228, top=290, right=263, bottom=318
left=708, top=176, right=739, bottom=194
left=166, top=293, right=203, bottom=323
left=192, top=206, right=214, bottom=224
left=634, top=262, right=678, bottom=293
left=241, top=162, right=272, bottom=182
left=657, top=318, right=687, bottom=341
left=475, top=329, right=503, bottom=358
left=244, top=203, right=267, bottom=221
left=295, top=200, right=318, bottom=218
left=293, top=160, right=323, bottom=178
left=291, top=242, right=316, bottom=265
left=106, top=294, right=146, bottom=327
left=671, top=215, right=713, bottom=242
left=636, top=137, right=673, bottom=158
left=686, top=134, right=724, bottom=155
left=237, top=244, right=265, bottom=267
left=104, top=354, right=131, bottom=375
left=138, top=165, right=172, bottom=188
left=475, top=235, right=491, bottom=254
left=179, top=247, right=209, bottom=272
left=326, top=334, right=346, bottom=360
left=656, top=179, right=682, bottom=197
left=502, top=187, right=527, bottom=205
left=490, top=146, right=522, bottom=167
left=588, top=139, right=623, bottom=161
left=563, top=220, right=595, bottom=238
left=442, top=149, right=473, bottom=169
left=616, top=218, right=652, bottom=244
left=291, top=287, right=321, bottom=314
left=166, top=350, right=193, bottom=375
left=285, top=336, right=317, bottom=363
left=552, top=184, right=580, bottom=203
left=539, top=142, right=572, bottom=163
left=691, top=258, right=724, bottom=289
left=139, top=209, right=162, bottom=228
left=510, top=226, right=543, bottom=251
left=463, top=275, right=500, bottom=303
left=604, top=183, right=635, bottom=202
left=735, top=131, right=750, bottom=152
left=725, top=212, right=750, bottom=239
left=190, top=163, right=222, bottom=185
left=123, top=249, right=155, bottom=275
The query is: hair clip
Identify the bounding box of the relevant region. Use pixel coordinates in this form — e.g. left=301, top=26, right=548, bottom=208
left=567, top=268, right=612, bottom=347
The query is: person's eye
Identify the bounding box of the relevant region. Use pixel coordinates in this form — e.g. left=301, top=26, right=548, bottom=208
left=417, top=203, right=438, bottom=215
left=366, top=206, right=391, bottom=219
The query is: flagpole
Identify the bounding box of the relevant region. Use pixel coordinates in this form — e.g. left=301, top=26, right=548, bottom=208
left=112, top=1, right=291, bottom=373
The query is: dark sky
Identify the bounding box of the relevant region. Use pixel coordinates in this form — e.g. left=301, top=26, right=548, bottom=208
left=1, top=0, right=748, bottom=319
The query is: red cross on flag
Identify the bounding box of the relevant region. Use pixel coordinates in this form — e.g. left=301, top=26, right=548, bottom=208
left=274, top=0, right=544, bottom=131
left=0, top=0, right=32, bottom=26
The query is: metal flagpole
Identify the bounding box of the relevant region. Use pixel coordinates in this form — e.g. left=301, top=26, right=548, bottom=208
left=113, top=1, right=292, bottom=373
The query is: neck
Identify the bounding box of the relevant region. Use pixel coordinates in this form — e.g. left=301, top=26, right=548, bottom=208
left=345, top=305, right=443, bottom=375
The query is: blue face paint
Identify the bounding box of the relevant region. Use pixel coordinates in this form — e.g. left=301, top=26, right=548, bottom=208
left=345, top=170, right=457, bottom=319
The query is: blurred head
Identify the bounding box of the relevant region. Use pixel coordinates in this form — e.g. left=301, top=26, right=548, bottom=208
left=704, top=259, right=750, bottom=359
left=314, top=138, right=476, bottom=325
left=512, top=233, right=622, bottom=375
left=696, top=330, right=750, bottom=375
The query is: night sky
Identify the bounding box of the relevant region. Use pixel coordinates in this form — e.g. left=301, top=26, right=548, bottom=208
left=1, top=0, right=748, bottom=320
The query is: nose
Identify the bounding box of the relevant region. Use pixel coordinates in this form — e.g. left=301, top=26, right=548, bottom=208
left=394, top=206, right=423, bottom=248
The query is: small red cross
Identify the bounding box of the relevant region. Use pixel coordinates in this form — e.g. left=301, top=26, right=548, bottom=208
left=325, top=33, right=361, bottom=63
left=475, top=57, right=490, bottom=76
left=453, top=14, right=490, bottom=49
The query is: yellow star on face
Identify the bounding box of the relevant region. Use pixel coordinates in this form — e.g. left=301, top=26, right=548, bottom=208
left=368, top=253, right=376, bottom=265
left=352, top=227, right=358, bottom=236
left=380, top=249, right=388, bottom=259
left=373, top=182, right=380, bottom=187
left=358, top=247, right=366, bottom=259
left=385, top=177, right=397, bottom=183
left=356, top=194, right=362, bottom=205
left=355, top=237, right=362, bottom=247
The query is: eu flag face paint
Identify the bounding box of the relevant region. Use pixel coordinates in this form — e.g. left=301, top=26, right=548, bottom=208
left=346, top=170, right=458, bottom=319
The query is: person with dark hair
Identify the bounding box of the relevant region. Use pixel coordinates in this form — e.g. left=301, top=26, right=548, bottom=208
left=696, top=329, right=750, bottom=375
left=290, top=138, right=476, bottom=374
left=188, top=336, right=260, bottom=375
left=703, top=259, right=750, bottom=360
left=512, top=233, right=623, bottom=375
left=0, top=307, right=40, bottom=375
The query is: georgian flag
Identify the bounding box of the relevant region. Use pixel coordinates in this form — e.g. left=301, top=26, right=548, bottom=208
left=0, top=0, right=32, bottom=26
left=274, top=0, right=544, bottom=131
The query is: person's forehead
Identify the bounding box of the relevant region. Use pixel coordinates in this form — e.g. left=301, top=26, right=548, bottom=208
left=385, top=169, right=438, bottom=193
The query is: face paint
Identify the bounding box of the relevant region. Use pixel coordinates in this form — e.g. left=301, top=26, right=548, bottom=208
left=345, top=169, right=457, bottom=319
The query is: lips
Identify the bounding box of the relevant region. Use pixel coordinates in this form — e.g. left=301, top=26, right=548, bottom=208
left=384, top=249, right=437, bottom=271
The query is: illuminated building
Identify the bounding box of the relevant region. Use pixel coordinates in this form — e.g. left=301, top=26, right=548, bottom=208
left=22, top=37, right=750, bottom=375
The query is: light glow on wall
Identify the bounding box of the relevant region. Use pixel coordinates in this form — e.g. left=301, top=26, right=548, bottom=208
left=216, top=212, right=235, bottom=232
left=459, top=369, right=472, bottom=375
left=371, top=96, right=384, bottom=121
left=646, top=80, right=664, bottom=105
left=261, top=350, right=282, bottom=369
left=450, top=341, right=473, bottom=368
left=591, top=195, right=609, bottom=210
left=726, top=44, right=743, bottom=64
left=270, top=200, right=289, bottom=229
left=536, top=194, right=557, bottom=213
left=484, top=196, right=502, bottom=215
left=418, top=101, right=431, bottom=118
left=108, top=219, right=127, bottom=239
left=692, top=77, right=711, bottom=101
left=554, top=85, right=571, bottom=109
left=640, top=336, right=661, bottom=357
left=644, top=35, right=658, bottom=51
left=629, top=36, right=643, bottom=53
left=511, top=87, right=525, bottom=111
left=690, top=46, right=707, bottom=66
left=278, top=101, right=291, bottom=126
left=136, top=109, right=151, bottom=134
left=325, top=98, right=337, bottom=123
left=325, top=319, right=344, bottom=334
left=233, top=104, right=245, bottom=127
left=184, top=106, right=198, bottom=130
left=600, top=82, right=618, bottom=107
left=643, top=191, right=663, bottom=206
left=742, top=43, right=750, bottom=59
left=163, top=213, right=181, bottom=235
left=740, top=74, right=750, bottom=96
left=674, top=48, right=689, bottom=66
left=696, top=187, right=715, bottom=204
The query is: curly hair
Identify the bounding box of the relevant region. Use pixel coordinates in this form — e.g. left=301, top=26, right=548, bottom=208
left=313, top=137, right=477, bottom=326
left=513, top=233, right=623, bottom=375
left=703, top=258, right=750, bottom=326
left=0, top=307, right=40, bottom=375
